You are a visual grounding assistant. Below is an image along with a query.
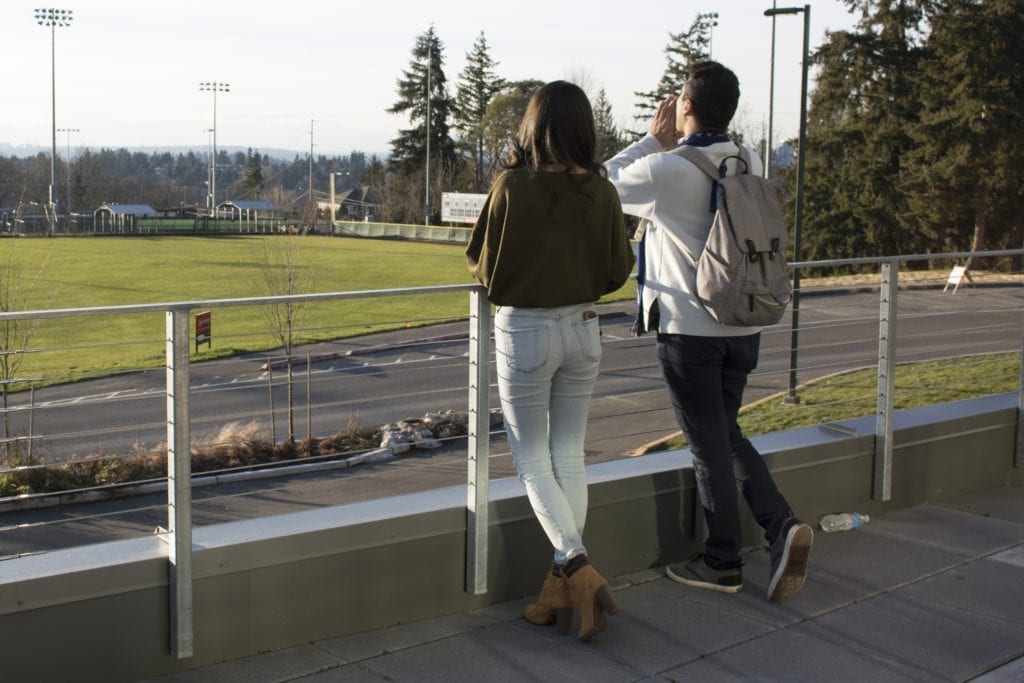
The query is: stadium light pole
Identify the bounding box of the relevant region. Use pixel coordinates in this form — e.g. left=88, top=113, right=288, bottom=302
left=764, top=4, right=810, bottom=404
left=35, top=8, right=73, bottom=235
left=708, top=12, right=720, bottom=58
left=57, top=126, right=78, bottom=218
left=199, top=81, right=229, bottom=215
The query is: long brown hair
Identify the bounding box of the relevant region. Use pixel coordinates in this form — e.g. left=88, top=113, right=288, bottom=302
left=504, top=81, right=605, bottom=177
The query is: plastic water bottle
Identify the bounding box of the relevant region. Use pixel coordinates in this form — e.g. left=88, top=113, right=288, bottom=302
left=819, top=512, right=869, bottom=533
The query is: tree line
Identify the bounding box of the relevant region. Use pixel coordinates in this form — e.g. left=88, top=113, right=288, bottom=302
left=0, top=147, right=370, bottom=217
left=2, top=0, right=1020, bottom=262
left=789, top=0, right=1023, bottom=266
left=371, top=16, right=730, bottom=224
left=380, top=2, right=1024, bottom=260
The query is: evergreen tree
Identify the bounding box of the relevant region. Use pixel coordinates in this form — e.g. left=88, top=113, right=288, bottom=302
left=454, top=32, right=506, bottom=192
left=900, top=0, right=1024, bottom=259
left=387, top=25, right=458, bottom=222
left=243, top=150, right=265, bottom=198
left=0, top=156, right=22, bottom=208
left=631, top=13, right=717, bottom=139
left=795, top=0, right=928, bottom=262
left=593, top=88, right=623, bottom=162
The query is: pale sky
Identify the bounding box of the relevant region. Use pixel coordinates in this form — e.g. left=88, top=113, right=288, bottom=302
left=2, top=0, right=859, bottom=158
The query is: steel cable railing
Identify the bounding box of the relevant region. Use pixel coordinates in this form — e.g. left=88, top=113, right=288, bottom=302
left=2, top=260, right=1021, bottom=500
left=2, top=250, right=1024, bottom=657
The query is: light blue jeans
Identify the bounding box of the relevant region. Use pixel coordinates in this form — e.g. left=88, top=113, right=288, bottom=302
left=494, top=303, right=602, bottom=565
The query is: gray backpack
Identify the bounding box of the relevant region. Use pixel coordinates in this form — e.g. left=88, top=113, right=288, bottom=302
left=675, top=146, right=792, bottom=327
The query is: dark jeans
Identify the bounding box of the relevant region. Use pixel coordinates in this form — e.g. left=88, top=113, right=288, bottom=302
left=656, top=332, right=793, bottom=570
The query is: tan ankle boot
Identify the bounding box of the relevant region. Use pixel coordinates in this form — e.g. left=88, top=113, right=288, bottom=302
left=523, top=570, right=573, bottom=634
left=560, top=561, right=620, bottom=641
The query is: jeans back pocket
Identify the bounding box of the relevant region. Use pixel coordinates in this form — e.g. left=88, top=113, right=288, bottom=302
left=572, top=315, right=602, bottom=362
left=495, top=321, right=550, bottom=374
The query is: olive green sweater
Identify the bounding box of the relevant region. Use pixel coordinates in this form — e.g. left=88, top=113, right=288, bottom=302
left=466, top=168, right=635, bottom=307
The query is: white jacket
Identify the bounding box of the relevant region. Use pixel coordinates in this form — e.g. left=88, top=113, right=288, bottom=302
left=606, top=132, right=764, bottom=338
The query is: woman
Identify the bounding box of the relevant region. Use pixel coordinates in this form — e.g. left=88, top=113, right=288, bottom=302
left=466, top=81, right=635, bottom=641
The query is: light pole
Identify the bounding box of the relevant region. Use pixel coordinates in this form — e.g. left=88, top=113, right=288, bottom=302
left=204, top=128, right=214, bottom=211
left=765, top=0, right=778, bottom=179
left=329, top=171, right=349, bottom=225
left=424, top=39, right=432, bottom=227
left=35, top=7, right=73, bottom=235
left=309, top=119, right=315, bottom=226
left=764, top=4, right=810, bottom=404
left=708, top=12, right=720, bottom=58
left=199, top=81, right=229, bottom=215
left=57, top=126, right=78, bottom=219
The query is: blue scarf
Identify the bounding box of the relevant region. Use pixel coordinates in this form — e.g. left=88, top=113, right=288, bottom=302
left=631, top=131, right=731, bottom=336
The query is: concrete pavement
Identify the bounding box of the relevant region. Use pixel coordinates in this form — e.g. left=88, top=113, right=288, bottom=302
left=148, top=482, right=1024, bottom=682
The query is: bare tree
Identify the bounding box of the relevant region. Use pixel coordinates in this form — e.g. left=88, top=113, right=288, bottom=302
left=562, top=64, right=599, bottom=101
left=0, top=249, right=50, bottom=459
left=246, top=236, right=316, bottom=442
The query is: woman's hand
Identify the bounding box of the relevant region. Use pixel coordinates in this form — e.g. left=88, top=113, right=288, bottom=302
left=650, top=96, right=679, bottom=149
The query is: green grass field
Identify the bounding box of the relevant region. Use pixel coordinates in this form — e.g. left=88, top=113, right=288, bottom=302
left=652, top=352, right=1020, bottom=452
left=2, top=235, right=637, bottom=387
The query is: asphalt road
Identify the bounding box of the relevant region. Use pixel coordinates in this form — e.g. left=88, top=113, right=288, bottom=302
left=9, top=285, right=1023, bottom=462
left=2, top=284, right=1022, bottom=555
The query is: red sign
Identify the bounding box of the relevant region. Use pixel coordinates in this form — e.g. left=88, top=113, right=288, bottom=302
left=195, top=311, right=212, bottom=351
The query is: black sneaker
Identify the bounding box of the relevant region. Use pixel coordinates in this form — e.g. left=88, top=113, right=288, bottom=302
left=767, top=519, right=813, bottom=602
left=666, top=555, right=743, bottom=593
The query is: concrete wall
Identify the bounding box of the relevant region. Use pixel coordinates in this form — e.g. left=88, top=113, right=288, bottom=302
left=332, top=221, right=471, bottom=244
left=1, top=394, right=1021, bottom=681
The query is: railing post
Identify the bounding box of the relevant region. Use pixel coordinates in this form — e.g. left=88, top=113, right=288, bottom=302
left=466, top=289, right=491, bottom=595
left=166, top=308, right=194, bottom=658
left=874, top=261, right=898, bottom=501
left=1016, top=314, right=1024, bottom=468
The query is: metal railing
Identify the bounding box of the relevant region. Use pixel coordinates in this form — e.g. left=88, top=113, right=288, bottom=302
left=0, top=283, right=483, bottom=659
left=1, top=249, right=1023, bottom=658
left=789, top=250, right=1024, bottom=497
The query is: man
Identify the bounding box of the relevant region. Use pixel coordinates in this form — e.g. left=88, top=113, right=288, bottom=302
left=606, top=61, right=812, bottom=602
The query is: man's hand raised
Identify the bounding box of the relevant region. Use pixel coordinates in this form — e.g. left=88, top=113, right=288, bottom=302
left=650, top=96, right=679, bottom=149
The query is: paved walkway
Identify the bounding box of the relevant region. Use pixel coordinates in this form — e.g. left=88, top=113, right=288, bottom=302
left=149, top=483, right=1024, bottom=682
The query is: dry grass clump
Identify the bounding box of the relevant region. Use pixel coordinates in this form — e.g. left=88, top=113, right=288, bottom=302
left=318, top=415, right=379, bottom=456
left=0, top=415, right=390, bottom=498
left=192, top=421, right=276, bottom=471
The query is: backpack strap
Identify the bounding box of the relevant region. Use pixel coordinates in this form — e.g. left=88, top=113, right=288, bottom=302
left=674, top=145, right=752, bottom=179
left=674, top=146, right=723, bottom=180
left=668, top=144, right=753, bottom=272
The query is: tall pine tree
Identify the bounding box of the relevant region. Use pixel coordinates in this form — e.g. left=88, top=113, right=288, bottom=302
left=795, top=0, right=928, bottom=261
left=454, top=32, right=505, bottom=192
left=900, top=0, right=1024, bottom=259
left=387, top=25, right=458, bottom=221
left=593, top=88, right=623, bottom=162
left=631, top=13, right=717, bottom=138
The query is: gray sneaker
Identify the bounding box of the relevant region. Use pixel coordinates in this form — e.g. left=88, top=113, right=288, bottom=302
left=767, top=519, right=813, bottom=602
left=666, top=555, right=743, bottom=593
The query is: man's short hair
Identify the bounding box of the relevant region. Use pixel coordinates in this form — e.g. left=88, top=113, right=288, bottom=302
left=682, top=61, right=740, bottom=132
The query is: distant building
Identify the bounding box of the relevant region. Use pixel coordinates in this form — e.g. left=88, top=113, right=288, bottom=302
left=773, top=142, right=796, bottom=170
left=318, top=186, right=379, bottom=222
left=217, top=200, right=280, bottom=221
left=94, top=203, right=158, bottom=232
